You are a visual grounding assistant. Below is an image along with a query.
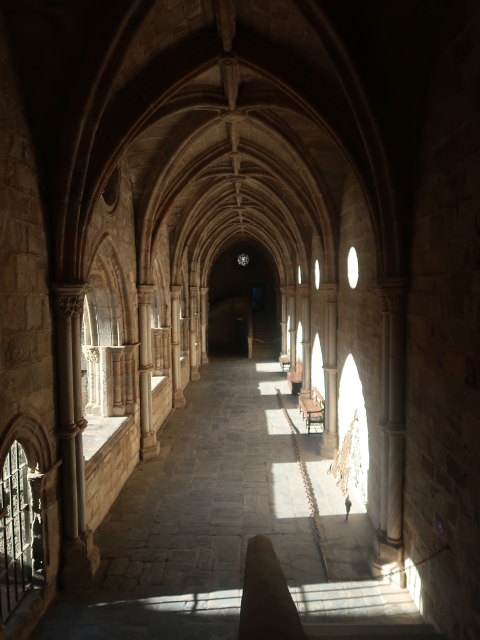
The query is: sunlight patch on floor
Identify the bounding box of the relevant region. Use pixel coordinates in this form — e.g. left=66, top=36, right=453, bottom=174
left=271, top=460, right=367, bottom=519
left=265, top=408, right=291, bottom=434
left=255, top=362, right=281, bottom=373
left=258, top=380, right=279, bottom=395
left=289, top=580, right=419, bottom=617
left=90, top=589, right=243, bottom=615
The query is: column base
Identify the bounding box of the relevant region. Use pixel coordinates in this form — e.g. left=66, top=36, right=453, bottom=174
left=174, top=389, right=186, bottom=408
left=191, top=366, right=200, bottom=380
left=141, top=431, right=160, bottom=460
left=61, top=530, right=100, bottom=589
left=320, top=431, right=338, bottom=458
left=370, top=529, right=405, bottom=588
left=201, top=353, right=209, bottom=364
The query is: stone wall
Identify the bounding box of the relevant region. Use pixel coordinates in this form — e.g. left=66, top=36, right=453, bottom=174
left=404, top=11, right=480, bottom=637
left=0, top=16, right=60, bottom=632
left=152, top=376, right=173, bottom=434
left=85, top=415, right=139, bottom=532
left=0, top=19, right=56, bottom=448
left=336, top=170, right=383, bottom=528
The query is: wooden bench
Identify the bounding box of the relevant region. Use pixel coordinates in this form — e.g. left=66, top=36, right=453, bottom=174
left=279, top=354, right=290, bottom=372
left=298, top=386, right=325, bottom=434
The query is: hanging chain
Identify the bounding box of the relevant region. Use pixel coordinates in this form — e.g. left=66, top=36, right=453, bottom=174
left=275, top=388, right=331, bottom=579
left=274, top=388, right=450, bottom=584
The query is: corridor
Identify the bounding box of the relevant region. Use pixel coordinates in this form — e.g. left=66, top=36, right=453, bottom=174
left=32, top=358, right=420, bottom=640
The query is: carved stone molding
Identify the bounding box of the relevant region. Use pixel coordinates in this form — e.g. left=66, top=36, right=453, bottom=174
left=171, top=284, right=182, bottom=299
left=375, top=279, right=407, bottom=314
left=319, top=283, right=339, bottom=304
left=83, top=346, right=100, bottom=362
left=297, top=283, right=311, bottom=296
left=52, top=284, right=86, bottom=318
left=137, top=284, right=154, bottom=305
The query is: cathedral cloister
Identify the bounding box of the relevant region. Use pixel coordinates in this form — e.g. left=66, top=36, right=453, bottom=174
left=0, top=1, right=479, bottom=639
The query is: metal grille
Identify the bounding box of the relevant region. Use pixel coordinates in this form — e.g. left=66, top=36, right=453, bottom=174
left=0, top=442, right=33, bottom=622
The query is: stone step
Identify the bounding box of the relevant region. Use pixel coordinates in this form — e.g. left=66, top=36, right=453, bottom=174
left=304, top=622, right=444, bottom=639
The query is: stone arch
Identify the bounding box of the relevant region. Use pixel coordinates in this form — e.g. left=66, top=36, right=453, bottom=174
left=0, top=415, right=54, bottom=475
left=84, top=234, right=131, bottom=346
left=338, top=353, right=370, bottom=506
left=58, top=22, right=400, bottom=286
left=82, top=234, right=134, bottom=417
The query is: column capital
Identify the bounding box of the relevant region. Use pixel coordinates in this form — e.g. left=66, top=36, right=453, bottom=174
left=200, top=286, right=209, bottom=295
left=171, top=284, right=183, bottom=298
left=297, top=283, right=311, bottom=296
left=286, top=285, right=296, bottom=296
left=375, top=279, right=407, bottom=314
left=319, top=282, right=338, bottom=303
left=137, top=284, right=154, bottom=304
left=52, top=283, right=87, bottom=317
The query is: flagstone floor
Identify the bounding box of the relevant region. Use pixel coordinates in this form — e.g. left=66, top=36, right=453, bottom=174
left=31, top=357, right=422, bottom=640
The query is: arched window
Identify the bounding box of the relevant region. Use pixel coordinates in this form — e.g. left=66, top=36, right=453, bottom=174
left=0, top=441, right=44, bottom=622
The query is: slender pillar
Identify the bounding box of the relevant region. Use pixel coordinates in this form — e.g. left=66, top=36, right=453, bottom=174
left=280, top=286, right=288, bottom=355
left=386, top=290, right=406, bottom=544
left=72, top=309, right=88, bottom=535
left=124, top=344, right=136, bottom=414
left=287, top=286, right=296, bottom=370
left=377, top=292, right=391, bottom=534
left=299, top=284, right=311, bottom=391
left=137, top=285, right=159, bottom=459
left=52, top=284, right=99, bottom=588
left=200, top=287, right=209, bottom=364
left=190, top=286, right=200, bottom=380
left=171, top=285, right=186, bottom=407
left=323, top=284, right=338, bottom=442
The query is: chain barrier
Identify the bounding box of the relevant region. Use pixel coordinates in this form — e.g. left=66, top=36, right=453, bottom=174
left=275, top=387, right=330, bottom=578
left=275, top=387, right=451, bottom=584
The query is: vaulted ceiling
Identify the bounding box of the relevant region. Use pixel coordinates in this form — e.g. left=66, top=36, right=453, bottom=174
left=2, top=0, right=462, bottom=283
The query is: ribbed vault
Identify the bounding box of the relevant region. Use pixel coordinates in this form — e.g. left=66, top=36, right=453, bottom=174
left=3, top=0, right=405, bottom=283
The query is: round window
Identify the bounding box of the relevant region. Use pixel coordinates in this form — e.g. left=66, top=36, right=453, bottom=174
left=237, top=253, right=249, bottom=267
left=347, top=247, right=359, bottom=288
left=102, top=166, right=120, bottom=212
left=314, top=260, right=321, bottom=289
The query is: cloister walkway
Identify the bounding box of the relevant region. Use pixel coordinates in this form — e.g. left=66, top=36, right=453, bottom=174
left=32, top=358, right=421, bottom=640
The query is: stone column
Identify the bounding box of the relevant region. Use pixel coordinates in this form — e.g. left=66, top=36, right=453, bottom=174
left=386, top=290, right=406, bottom=544
left=52, top=284, right=99, bottom=588
left=171, top=285, right=186, bottom=407
left=124, top=344, right=136, bottom=414
left=189, top=286, right=200, bottom=380
left=287, top=286, right=296, bottom=370
left=298, top=284, right=311, bottom=391
left=137, top=285, right=159, bottom=459
left=280, top=286, right=288, bottom=355
left=200, top=287, right=209, bottom=364
left=371, top=281, right=406, bottom=585
left=322, top=284, right=338, bottom=449
left=110, top=347, right=126, bottom=416
left=72, top=308, right=88, bottom=535
left=377, top=291, right=391, bottom=534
